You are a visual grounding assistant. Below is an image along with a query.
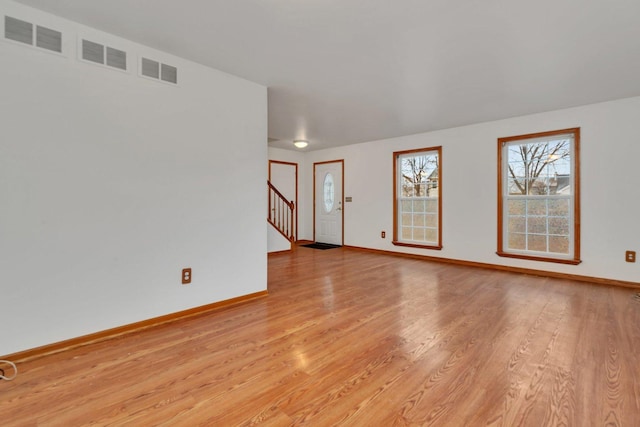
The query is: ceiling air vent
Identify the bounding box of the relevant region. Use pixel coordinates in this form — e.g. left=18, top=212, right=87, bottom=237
left=81, top=39, right=127, bottom=71
left=5, top=16, right=62, bottom=53
left=141, top=57, right=178, bottom=84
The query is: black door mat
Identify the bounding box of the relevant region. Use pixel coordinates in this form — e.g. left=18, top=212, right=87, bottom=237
left=301, top=243, right=342, bottom=250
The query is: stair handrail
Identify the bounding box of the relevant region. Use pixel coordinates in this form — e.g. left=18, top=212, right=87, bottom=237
left=267, top=180, right=295, bottom=241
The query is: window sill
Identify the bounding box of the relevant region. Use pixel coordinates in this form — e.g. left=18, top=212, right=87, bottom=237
left=496, top=251, right=581, bottom=265
left=392, top=241, right=442, bottom=251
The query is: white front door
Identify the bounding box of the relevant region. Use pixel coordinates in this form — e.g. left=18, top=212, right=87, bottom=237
left=314, top=161, right=343, bottom=245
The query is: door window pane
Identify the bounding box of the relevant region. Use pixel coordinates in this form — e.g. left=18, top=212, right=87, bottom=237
left=323, top=173, right=334, bottom=213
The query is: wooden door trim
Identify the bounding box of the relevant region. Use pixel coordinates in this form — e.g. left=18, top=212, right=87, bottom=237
left=313, top=159, right=345, bottom=245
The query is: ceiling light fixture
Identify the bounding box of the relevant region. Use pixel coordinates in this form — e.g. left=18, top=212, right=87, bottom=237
left=293, top=140, right=308, bottom=148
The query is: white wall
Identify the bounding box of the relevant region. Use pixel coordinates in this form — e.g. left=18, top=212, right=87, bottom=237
left=0, top=1, right=267, bottom=355
left=296, top=96, right=640, bottom=283
left=267, top=223, right=291, bottom=253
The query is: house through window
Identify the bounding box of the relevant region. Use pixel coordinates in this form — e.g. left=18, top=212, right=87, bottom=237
left=497, top=128, right=580, bottom=264
left=393, top=146, right=442, bottom=250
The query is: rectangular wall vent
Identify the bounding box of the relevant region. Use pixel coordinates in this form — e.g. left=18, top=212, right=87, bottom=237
left=5, top=16, right=62, bottom=53
left=5, top=15, right=32, bottom=45
left=36, top=25, right=62, bottom=53
left=106, top=47, right=127, bottom=70
left=161, top=63, right=178, bottom=84
left=141, top=58, right=160, bottom=79
left=81, top=39, right=127, bottom=71
left=141, top=57, right=178, bottom=84
left=82, top=39, right=104, bottom=64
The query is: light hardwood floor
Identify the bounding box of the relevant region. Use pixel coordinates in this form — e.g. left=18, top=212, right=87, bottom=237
left=2, top=247, right=640, bottom=426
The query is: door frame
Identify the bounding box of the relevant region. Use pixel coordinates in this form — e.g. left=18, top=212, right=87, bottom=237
left=269, top=160, right=299, bottom=241
left=313, top=159, right=345, bottom=245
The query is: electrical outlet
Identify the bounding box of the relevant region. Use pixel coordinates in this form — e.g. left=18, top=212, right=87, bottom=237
left=381, top=231, right=386, bottom=238
left=182, top=268, right=192, bottom=284
left=625, top=251, right=636, bottom=263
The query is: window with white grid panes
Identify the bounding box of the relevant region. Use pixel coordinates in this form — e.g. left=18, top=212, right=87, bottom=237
left=498, top=128, right=580, bottom=264
left=393, top=147, right=442, bottom=249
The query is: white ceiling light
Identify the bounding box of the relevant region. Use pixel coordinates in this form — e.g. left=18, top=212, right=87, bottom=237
left=293, top=140, right=308, bottom=148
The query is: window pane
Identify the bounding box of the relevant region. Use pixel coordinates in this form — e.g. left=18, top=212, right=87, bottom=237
left=506, top=138, right=572, bottom=196
left=508, top=199, right=526, bottom=215
left=527, top=216, right=547, bottom=234
left=530, top=178, right=550, bottom=195
left=508, top=216, right=525, bottom=233
left=413, top=214, right=425, bottom=227
left=548, top=217, right=569, bottom=235
left=425, top=229, right=437, bottom=242
left=323, top=173, right=334, bottom=213
left=527, top=199, right=547, bottom=216
left=548, top=199, right=569, bottom=216
left=508, top=233, right=526, bottom=250
left=400, top=153, right=438, bottom=197
left=413, top=228, right=426, bottom=241
left=425, top=199, right=437, bottom=213
left=528, top=234, right=547, bottom=252
left=549, top=236, right=570, bottom=254
left=401, top=227, right=412, bottom=240
left=425, top=214, right=437, bottom=228
left=507, top=177, right=526, bottom=195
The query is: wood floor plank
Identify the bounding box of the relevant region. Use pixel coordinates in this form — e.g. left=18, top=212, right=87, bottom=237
left=2, top=246, right=640, bottom=426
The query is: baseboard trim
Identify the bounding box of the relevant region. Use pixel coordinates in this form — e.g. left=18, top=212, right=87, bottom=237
left=268, top=249, right=293, bottom=256
left=2, top=290, right=269, bottom=363
left=344, top=245, right=640, bottom=290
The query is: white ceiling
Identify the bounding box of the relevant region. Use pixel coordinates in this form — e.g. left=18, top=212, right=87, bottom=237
left=15, top=0, right=640, bottom=151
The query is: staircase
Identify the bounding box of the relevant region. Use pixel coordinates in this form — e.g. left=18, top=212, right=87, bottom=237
left=267, top=180, right=295, bottom=244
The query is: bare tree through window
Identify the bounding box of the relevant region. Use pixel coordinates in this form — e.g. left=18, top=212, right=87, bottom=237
left=498, top=128, right=580, bottom=264
left=507, top=139, right=571, bottom=195
left=401, top=154, right=439, bottom=197
left=394, top=147, right=442, bottom=249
